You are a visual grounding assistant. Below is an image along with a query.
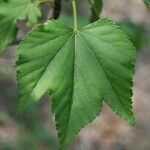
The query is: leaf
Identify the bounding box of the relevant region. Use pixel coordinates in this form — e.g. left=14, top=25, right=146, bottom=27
left=88, top=0, right=103, bottom=22
left=144, top=0, right=150, bottom=9
left=0, top=0, right=41, bottom=25
left=0, top=16, right=18, bottom=52
left=118, top=21, right=145, bottom=49
left=144, top=0, right=150, bottom=4
left=16, top=18, right=136, bottom=150
left=0, top=0, right=41, bottom=52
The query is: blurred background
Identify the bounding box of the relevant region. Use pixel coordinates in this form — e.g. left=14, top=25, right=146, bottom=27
left=0, top=0, right=150, bottom=150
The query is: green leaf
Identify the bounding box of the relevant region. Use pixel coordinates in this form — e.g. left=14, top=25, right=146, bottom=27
left=0, top=0, right=41, bottom=52
left=88, top=0, right=103, bottom=22
left=0, top=0, right=41, bottom=25
left=144, top=0, right=150, bottom=9
left=0, top=16, right=18, bottom=52
left=16, top=18, right=136, bottom=150
left=144, top=0, right=150, bottom=4
left=118, top=21, right=145, bottom=49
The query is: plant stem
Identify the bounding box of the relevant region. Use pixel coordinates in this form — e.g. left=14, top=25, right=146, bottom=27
left=72, top=0, right=78, bottom=31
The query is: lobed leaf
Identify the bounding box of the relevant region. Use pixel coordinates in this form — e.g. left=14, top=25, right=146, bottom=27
left=0, top=0, right=41, bottom=52
left=16, top=18, right=136, bottom=150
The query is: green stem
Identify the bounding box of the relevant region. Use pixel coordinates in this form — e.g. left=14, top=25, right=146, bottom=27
left=72, top=0, right=78, bottom=31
